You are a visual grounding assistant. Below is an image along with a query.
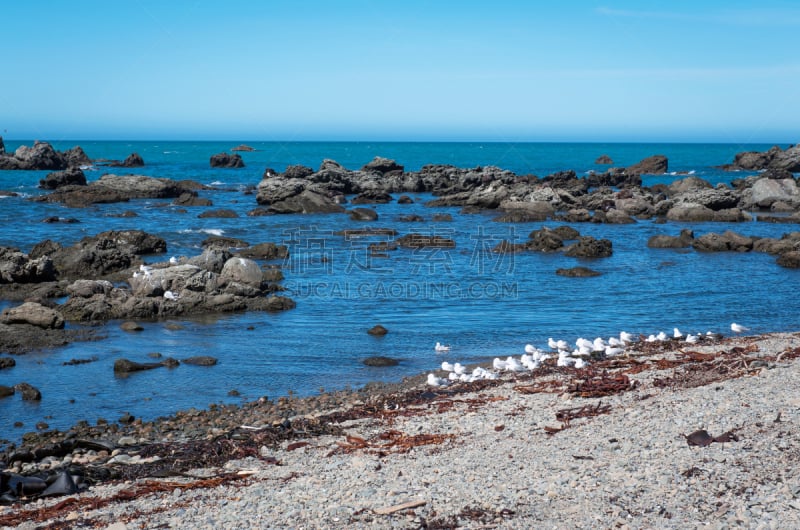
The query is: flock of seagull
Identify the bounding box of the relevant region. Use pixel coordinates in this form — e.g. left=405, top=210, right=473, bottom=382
left=426, top=323, right=750, bottom=387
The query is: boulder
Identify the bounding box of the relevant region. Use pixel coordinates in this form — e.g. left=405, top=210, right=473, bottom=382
left=725, top=144, right=800, bottom=172
left=527, top=227, right=565, bottom=252
left=497, top=200, right=554, bottom=221
left=113, top=358, right=164, bottom=373
left=551, top=226, right=581, bottom=240
left=1, top=302, right=65, bottom=329
left=236, top=242, right=288, bottom=260
left=14, top=382, right=42, bottom=401
left=396, top=234, right=456, bottom=248
left=595, top=155, right=614, bottom=165
left=231, top=144, right=256, bottom=152
left=66, top=279, right=114, bottom=298
left=692, top=231, right=755, bottom=252
left=363, top=356, right=399, bottom=367
left=666, top=203, right=716, bottom=222
left=361, top=157, right=404, bottom=174
left=564, top=236, right=613, bottom=258
left=202, top=236, right=249, bottom=250
left=747, top=178, right=799, bottom=209
left=93, top=174, right=187, bottom=199
left=220, top=257, right=263, bottom=288
left=668, top=176, right=713, bottom=195
left=0, top=385, right=13, bottom=398
left=63, top=146, right=92, bottom=167
left=648, top=229, right=695, bottom=248
left=367, top=324, right=389, bottom=336
left=39, top=167, right=87, bottom=189
left=267, top=189, right=346, bottom=214
left=0, top=357, right=15, bottom=370
left=397, top=195, right=414, bottom=204
left=173, top=191, right=213, bottom=207
left=110, top=153, right=144, bottom=167
left=626, top=155, right=668, bottom=175
left=0, top=247, right=56, bottom=283
left=556, top=266, right=602, bottom=277
left=210, top=152, right=245, bottom=168
left=0, top=136, right=4, bottom=154
left=673, top=188, right=740, bottom=211
left=351, top=190, right=393, bottom=204
left=348, top=208, right=379, bottom=221
left=777, top=251, right=800, bottom=268
left=183, top=356, right=218, bottom=366
left=283, top=165, right=314, bottom=179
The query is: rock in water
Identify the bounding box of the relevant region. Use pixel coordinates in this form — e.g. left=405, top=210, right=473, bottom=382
left=368, top=324, right=389, bottom=336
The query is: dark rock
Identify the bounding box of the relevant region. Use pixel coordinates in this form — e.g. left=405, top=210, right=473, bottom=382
left=0, top=247, right=56, bottom=283
left=0, top=385, right=14, bottom=398
left=210, top=152, right=245, bottom=168
left=551, top=226, right=581, bottom=240
left=777, top=251, right=800, bottom=268
left=368, top=324, right=389, bottom=336
left=283, top=165, right=315, bottom=179
left=183, top=356, right=218, bottom=366
left=363, top=356, right=399, bottom=367
left=724, top=144, right=800, bottom=172
left=14, top=382, right=42, bottom=401
left=648, top=229, right=695, bottom=248
left=396, top=234, right=456, bottom=248
left=110, top=153, right=144, bottom=167
left=527, top=227, right=565, bottom=252
left=595, top=155, right=614, bottom=165
left=351, top=190, right=393, bottom=204
left=348, top=208, right=379, bottom=221
left=397, top=195, right=414, bottom=204
left=626, top=155, right=668, bottom=175
left=41, top=216, right=79, bottom=224
left=113, top=359, right=162, bottom=373
left=119, top=412, right=135, bottom=424
left=564, top=236, right=613, bottom=258
left=692, top=231, right=755, bottom=252
left=202, top=236, right=250, bottom=250
left=267, top=189, right=346, bottom=214
left=556, top=266, right=602, bottom=277
left=361, top=157, right=404, bottom=174
left=398, top=214, right=424, bottom=222
left=432, top=214, right=453, bottom=222
left=198, top=209, right=239, bottom=218
left=235, top=242, right=288, bottom=260
left=63, top=146, right=91, bottom=167
left=39, top=167, right=87, bottom=189
left=1, top=302, right=64, bottom=329
left=0, top=141, right=67, bottom=170
left=231, top=144, right=256, bottom=152
left=0, top=357, right=15, bottom=370
left=120, top=321, right=143, bottom=332
left=161, top=357, right=180, bottom=368
left=173, top=191, right=213, bottom=207
left=0, top=136, right=5, bottom=154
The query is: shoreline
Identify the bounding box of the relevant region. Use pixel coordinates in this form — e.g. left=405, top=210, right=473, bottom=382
left=3, top=330, right=800, bottom=527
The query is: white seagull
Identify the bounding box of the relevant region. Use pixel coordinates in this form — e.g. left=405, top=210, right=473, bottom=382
left=619, top=331, right=634, bottom=344
left=730, top=323, right=749, bottom=334
left=673, top=327, right=684, bottom=339
left=441, top=361, right=455, bottom=372
left=525, top=344, right=538, bottom=355
left=169, top=256, right=179, bottom=265
left=435, top=342, right=450, bottom=352
left=163, top=290, right=178, bottom=300
left=427, top=373, right=449, bottom=387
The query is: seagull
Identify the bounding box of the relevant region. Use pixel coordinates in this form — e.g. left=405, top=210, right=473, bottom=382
left=435, top=342, right=450, bottom=352
left=441, top=361, right=455, bottom=372
left=685, top=334, right=699, bottom=344
left=453, top=362, right=466, bottom=375
left=427, top=373, right=449, bottom=387
left=730, top=323, right=749, bottom=334
left=492, top=357, right=507, bottom=371
left=608, top=337, right=624, bottom=347
left=504, top=357, right=525, bottom=372
left=656, top=331, right=668, bottom=341
left=576, top=337, right=593, bottom=351
left=605, top=345, right=625, bottom=357
left=525, top=344, right=538, bottom=354
left=574, top=357, right=589, bottom=369
left=163, top=290, right=178, bottom=300
left=592, top=337, right=606, bottom=352
left=169, top=256, right=179, bottom=265
left=673, top=327, right=684, bottom=339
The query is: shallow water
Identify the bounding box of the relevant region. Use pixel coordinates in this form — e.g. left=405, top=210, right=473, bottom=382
left=0, top=140, right=797, bottom=446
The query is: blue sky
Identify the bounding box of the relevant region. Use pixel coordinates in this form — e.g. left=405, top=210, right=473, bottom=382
left=1, top=0, right=798, bottom=142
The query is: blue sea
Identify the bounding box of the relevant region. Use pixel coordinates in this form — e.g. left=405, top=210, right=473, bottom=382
left=0, top=140, right=797, bottom=445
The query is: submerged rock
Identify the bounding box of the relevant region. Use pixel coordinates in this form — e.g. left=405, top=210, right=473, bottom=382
left=210, top=152, right=245, bottom=168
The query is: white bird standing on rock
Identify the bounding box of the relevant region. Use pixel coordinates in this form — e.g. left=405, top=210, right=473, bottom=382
left=525, top=344, right=538, bottom=354
left=453, top=362, right=466, bottom=375
left=492, top=357, right=507, bottom=371
left=441, top=361, right=454, bottom=372
left=656, top=331, right=668, bottom=341
left=685, top=334, right=699, bottom=344
left=169, top=256, right=179, bottom=265
left=731, top=323, right=749, bottom=334
left=163, top=290, right=178, bottom=300
left=620, top=331, right=634, bottom=344
left=435, top=342, right=450, bottom=352
left=673, top=327, right=684, bottom=339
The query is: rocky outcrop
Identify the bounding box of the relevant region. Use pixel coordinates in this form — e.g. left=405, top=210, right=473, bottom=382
left=595, top=155, right=613, bottom=165
left=60, top=254, right=294, bottom=321
left=361, top=157, right=404, bottom=175
left=723, top=144, right=800, bottom=172
left=231, top=144, right=256, bottom=152
left=626, top=155, right=668, bottom=175
left=564, top=236, right=613, bottom=258
left=0, top=141, right=68, bottom=170
left=743, top=178, right=800, bottom=210
left=348, top=208, right=379, bottom=221
left=692, top=231, right=755, bottom=252
left=0, top=247, right=56, bottom=283
left=63, top=146, right=91, bottom=167
left=648, top=229, right=695, bottom=248
left=210, top=153, right=245, bottom=168
left=109, top=153, right=144, bottom=168
left=32, top=174, right=199, bottom=207
left=29, top=230, right=167, bottom=281
left=173, top=191, right=213, bottom=207
left=38, top=167, right=87, bottom=189
left=556, top=266, right=602, bottom=277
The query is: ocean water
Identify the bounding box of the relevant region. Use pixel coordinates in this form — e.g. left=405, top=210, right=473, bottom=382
left=0, top=140, right=797, bottom=446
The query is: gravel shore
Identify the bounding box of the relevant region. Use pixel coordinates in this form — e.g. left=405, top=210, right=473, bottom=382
left=3, top=332, right=800, bottom=529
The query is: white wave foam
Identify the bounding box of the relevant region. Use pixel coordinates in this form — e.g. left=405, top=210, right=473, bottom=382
left=178, top=228, right=225, bottom=236
left=210, top=181, right=225, bottom=186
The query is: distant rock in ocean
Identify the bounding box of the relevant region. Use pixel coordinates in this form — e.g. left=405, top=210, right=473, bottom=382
left=210, top=152, right=245, bottom=168
left=595, top=154, right=613, bottom=164
left=231, top=144, right=256, bottom=152
left=110, top=152, right=145, bottom=168
left=721, top=144, right=800, bottom=172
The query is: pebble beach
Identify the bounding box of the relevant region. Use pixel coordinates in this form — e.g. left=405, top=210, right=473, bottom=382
left=3, top=331, right=800, bottom=529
